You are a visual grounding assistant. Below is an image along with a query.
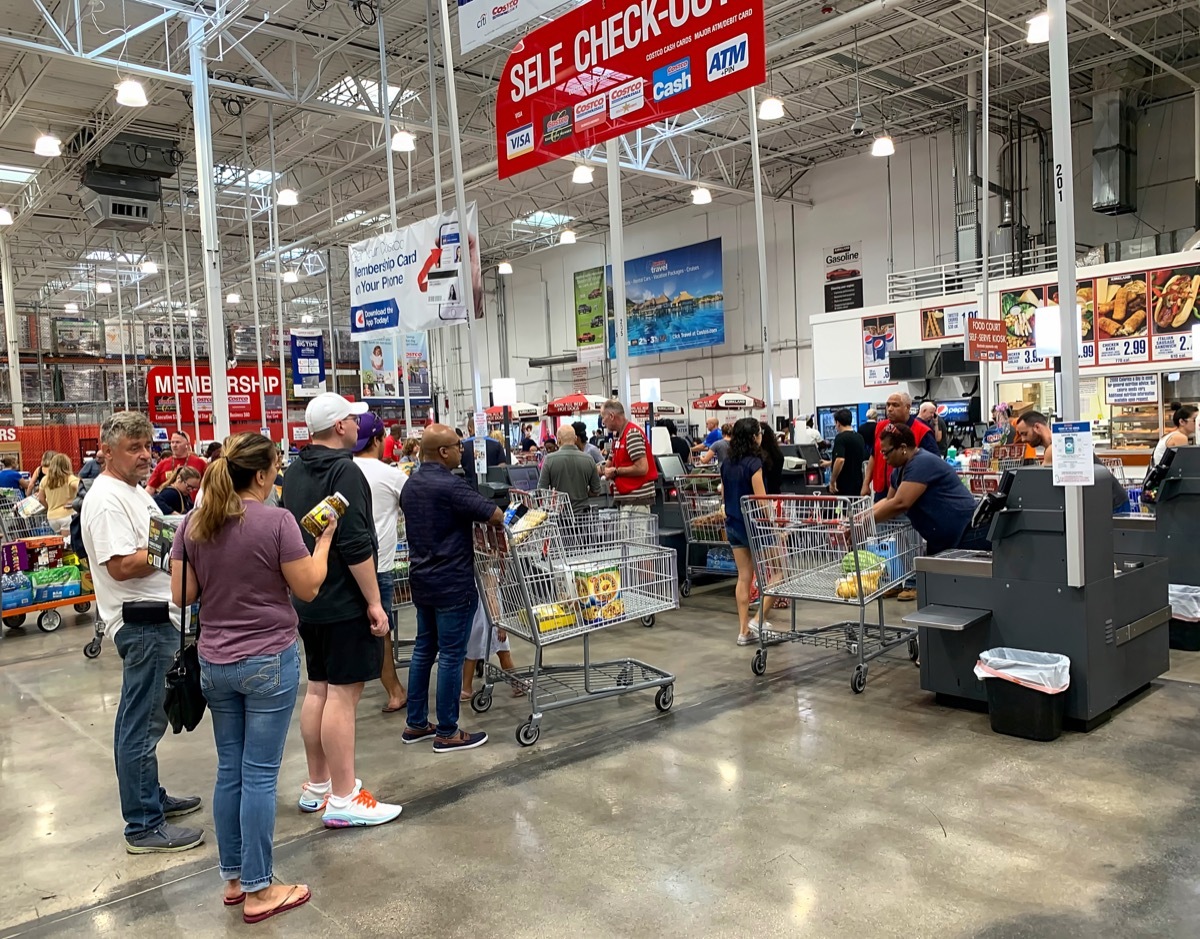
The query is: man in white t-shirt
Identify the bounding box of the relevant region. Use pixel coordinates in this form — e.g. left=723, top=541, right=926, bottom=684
left=353, top=413, right=409, bottom=714
left=80, top=411, right=204, bottom=855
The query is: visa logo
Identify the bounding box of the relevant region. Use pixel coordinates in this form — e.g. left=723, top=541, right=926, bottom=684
left=652, top=57, right=691, bottom=102
left=506, top=123, right=533, bottom=158
left=706, top=34, right=749, bottom=79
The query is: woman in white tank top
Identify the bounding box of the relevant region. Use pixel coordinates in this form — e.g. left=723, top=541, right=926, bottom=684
left=1153, top=405, right=1197, bottom=465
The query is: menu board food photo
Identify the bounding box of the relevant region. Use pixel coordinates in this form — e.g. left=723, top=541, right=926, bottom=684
left=1094, top=273, right=1150, bottom=366
left=1000, top=286, right=1046, bottom=372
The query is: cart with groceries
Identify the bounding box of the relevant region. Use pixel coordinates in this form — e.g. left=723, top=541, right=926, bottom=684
left=1, top=490, right=96, bottom=635
left=959, top=444, right=1027, bottom=496
left=676, top=472, right=735, bottom=597
left=742, top=494, right=923, bottom=693
left=471, top=494, right=678, bottom=745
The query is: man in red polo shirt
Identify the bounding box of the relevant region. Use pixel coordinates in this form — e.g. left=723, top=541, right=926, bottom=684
left=146, top=430, right=208, bottom=494
left=862, top=392, right=939, bottom=502
left=600, top=400, right=657, bottom=513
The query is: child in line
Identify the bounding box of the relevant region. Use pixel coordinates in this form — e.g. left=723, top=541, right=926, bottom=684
left=461, top=593, right=524, bottom=699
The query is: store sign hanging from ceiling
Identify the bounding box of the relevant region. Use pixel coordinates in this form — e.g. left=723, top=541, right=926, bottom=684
left=495, top=0, right=767, bottom=179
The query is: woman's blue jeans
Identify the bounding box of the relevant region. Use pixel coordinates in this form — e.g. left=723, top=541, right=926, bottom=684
left=200, top=642, right=300, bottom=892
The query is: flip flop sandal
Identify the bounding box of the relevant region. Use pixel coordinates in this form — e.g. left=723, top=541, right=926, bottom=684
left=381, top=702, right=406, bottom=713
left=459, top=691, right=473, bottom=701
left=243, top=886, right=311, bottom=925
left=224, top=893, right=246, bottom=907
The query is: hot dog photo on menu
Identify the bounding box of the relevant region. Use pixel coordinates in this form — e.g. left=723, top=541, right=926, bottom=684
left=1148, top=266, right=1200, bottom=333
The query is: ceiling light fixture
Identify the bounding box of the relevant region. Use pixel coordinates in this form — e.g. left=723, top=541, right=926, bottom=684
left=277, top=188, right=299, bottom=206
left=559, top=228, right=577, bottom=245
left=141, top=259, right=158, bottom=274
left=1026, top=12, right=1050, bottom=43
left=758, top=96, right=785, bottom=121
left=34, top=134, right=61, bottom=158
left=65, top=302, right=79, bottom=314
left=187, top=309, right=198, bottom=318
left=498, top=260, right=514, bottom=275
left=96, top=281, right=112, bottom=294
left=0, top=208, right=11, bottom=226
left=115, top=78, right=148, bottom=107
left=226, top=292, right=241, bottom=304
left=871, top=134, right=895, bottom=157
left=282, top=269, right=299, bottom=284
left=301, top=313, right=315, bottom=324
left=691, top=186, right=713, bottom=205
left=391, top=129, right=416, bottom=152
left=571, top=164, right=594, bottom=184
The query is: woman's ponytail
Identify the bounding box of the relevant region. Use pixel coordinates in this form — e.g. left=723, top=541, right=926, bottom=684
left=186, top=456, right=242, bottom=542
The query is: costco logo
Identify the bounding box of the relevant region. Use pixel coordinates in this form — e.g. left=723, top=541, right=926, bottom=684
left=574, top=94, right=605, bottom=130
left=652, top=58, right=691, bottom=102
left=607, top=78, right=644, bottom=119
left=707, top=34, right=749, bottom=80
left=506, top=123, right=534, bottom=158
left=492, top=0, right=518, bottom=16
left=542, top=108, right=573, bottom=144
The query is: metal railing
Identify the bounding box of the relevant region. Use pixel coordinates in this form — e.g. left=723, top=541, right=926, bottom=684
left=887, top=246, right=1058, bottom=302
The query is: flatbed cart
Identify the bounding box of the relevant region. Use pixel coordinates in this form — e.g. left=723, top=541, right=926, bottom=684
left=742, top=494, right=923, bottom=693
left=471, top=505, right=678, bottom=745
left=2, top=510, right=96, bottom=635
left=677, top=473, right=734, bottom=597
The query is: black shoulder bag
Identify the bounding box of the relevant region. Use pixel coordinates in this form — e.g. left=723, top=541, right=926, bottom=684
left=164, top=528, right=207, bottom=734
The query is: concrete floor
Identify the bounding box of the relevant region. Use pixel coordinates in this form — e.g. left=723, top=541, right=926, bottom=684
left=3, top=591, right=1200, bottom=938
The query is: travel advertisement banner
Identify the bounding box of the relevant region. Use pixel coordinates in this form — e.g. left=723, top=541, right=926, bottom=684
left=573, top=267, right=607, bottom=362
left=348, top=204, right=482, bottom=340
left=603, top=238, right=725, bottom=359
left=495, top=0, right=766, bottom=179
left=289, top=328, right=326, bottom=398
left=146, top=366, right=282, bottom=425
left=403, top=331, right=432, bottom=399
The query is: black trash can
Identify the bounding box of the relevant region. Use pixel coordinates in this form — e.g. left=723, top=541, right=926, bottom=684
left=983, top=676, right=1066, bottom=741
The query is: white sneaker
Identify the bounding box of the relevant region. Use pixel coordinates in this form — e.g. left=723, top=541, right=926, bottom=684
left=322, top=786, right=402, bottom=828
left=298, top=778, right=359, bottom=813
left=749, top=618, right=773, bottom=635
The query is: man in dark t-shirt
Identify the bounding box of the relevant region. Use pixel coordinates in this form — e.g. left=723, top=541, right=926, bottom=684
left=828, top=409, right=866, bottom=496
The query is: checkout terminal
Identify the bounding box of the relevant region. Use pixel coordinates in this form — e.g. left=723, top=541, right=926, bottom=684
left=905, top=466, right=1170, bottom=729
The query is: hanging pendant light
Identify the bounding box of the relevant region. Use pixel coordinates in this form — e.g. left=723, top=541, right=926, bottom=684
left=141, top=259, right=159, bottom=274
left=277, top=188, right=299, bottom=206
left=1026, top=13, right=1050, bottom=44
left=0, top=208, right=12, bottom=226
left=283, top=270, right=299, bottom=284
left=96, top=281, right=112, bottom=294
left=559, top=229, right=577, bottom=245
left=498, top=261, right=514, bottom=275
left=115, top=78, right=149, bottom=107
left=391, top=129, right=417, bottom=152
left=758, top=96, right=785, bottom=121
left=691, top=186, right=713, bottom=205
left=571, top=164, right=594, bottom=184
left=871, top=134, right=895, bottom=157
left=34, top=134, right=61, bottom=157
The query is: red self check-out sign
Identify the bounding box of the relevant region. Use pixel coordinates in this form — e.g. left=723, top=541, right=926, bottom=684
left=496, top=0, right=766, bottom=179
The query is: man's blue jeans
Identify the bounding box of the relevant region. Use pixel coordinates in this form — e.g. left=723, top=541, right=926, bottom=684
left=112, top=621, right=177, bottom=839
left=406, top=595, right=478, bottom=738
left=200, top=643, right=301, bottom=893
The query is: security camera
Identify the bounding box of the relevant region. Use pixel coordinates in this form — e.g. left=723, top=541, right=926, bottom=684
left=850, top=112, right=866, bottom=137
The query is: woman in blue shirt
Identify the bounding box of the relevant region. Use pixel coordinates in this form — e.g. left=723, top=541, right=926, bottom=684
left=721, top=418, right=775, bottom=646
left=873, top=422, right=990, bottom=555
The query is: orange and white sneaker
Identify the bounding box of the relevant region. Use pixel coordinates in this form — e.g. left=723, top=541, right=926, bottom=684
left=321, top=786, right=402, bottom=828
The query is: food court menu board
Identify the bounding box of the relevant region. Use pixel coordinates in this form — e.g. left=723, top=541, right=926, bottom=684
left=999, top=260, right=1200, bottom=372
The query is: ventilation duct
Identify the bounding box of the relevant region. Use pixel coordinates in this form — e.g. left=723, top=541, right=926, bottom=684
left=73, top=131, right=178, bottom=232
left=1092, top=67, right=1139, bottom=216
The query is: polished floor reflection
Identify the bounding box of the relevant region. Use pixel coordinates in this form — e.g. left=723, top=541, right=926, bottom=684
left=2, top=592, right=1200, bottom=938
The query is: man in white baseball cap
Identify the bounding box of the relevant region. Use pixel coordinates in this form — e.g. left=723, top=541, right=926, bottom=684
left=282, top=391, right=401, bottom=828
left=305, top=392, right=369, bottom=435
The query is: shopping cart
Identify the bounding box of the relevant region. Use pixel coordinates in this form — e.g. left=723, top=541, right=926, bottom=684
left=742, top=494, right=923, bottom=693
left=390, top=543, right=414, bottom=668
left=2, top=508, right=96, bottom=633
left=472, top=507, right=678, bottom=745
left=961, top=446, right=1028, bottom=495
left=676, top=473, right=735, bottom=597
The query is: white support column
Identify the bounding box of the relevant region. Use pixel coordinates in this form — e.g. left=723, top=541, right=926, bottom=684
left=113, top=235, right=129, bottom=411
left=177, top=177, right=202, bottom=445
left=980, top=30, right=991, bottom=343
left=1047, top=0, right=1085, bottom=587
left=439, top=0, right=483, bottom=413
left=427, top=0, right=449, bottom=421
left=160, top=234, right=182, bottom=431
left=0, top=235, right=23, bottom=425
left=377, top=5, right=414, bottom=434
left=747, top=89, right=775, bottom=424
left=607, top=138, right=631, bottom=405
left=267, top=104, right=290, bottom=448
left=188, top=15, right=231, bottom=440
left=240, top=114, right=268, bottom=428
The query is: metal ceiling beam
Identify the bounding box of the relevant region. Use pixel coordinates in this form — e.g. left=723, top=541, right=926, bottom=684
left=1069, top=8, right=1199, bottom=90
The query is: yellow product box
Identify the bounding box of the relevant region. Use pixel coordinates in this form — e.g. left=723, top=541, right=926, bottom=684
left=520, top=603, right=575, bottom=633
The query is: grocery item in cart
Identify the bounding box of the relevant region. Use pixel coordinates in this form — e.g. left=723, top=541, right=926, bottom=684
left=2, top=570, right=33, bottom=609
left=28, top=565, right=82, bottom=602
left=574, top=563, right=625, bottom=623
left=518, top=602, right=576, bottom=633
left=300, top=491, right=348, bottom=538
left=22, top=536, right=66, bottom=571
left=509, top=507, right=549, bottom=545
left=835, top=570, right=882, bottom=598
left=15, top=496, right=46, bottom=518
left=2, top=541, right=29, bottom=573
left=840, top=550, right=885, bottom=576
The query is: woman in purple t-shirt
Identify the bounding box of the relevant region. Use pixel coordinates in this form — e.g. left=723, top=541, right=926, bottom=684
left=171, top=433, right=334, bottom=924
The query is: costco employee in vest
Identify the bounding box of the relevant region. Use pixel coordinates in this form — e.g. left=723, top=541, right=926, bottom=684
left=600, top=400, right=658, bottom=513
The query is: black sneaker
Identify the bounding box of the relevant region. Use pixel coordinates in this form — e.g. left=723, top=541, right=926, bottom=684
left=401, top=722, right=437, bottom=744
left=126, top=823, right=205, bottom=855
left=432, top=730, right=488, bottom=754
left=163, top=794, right=202, bottom=819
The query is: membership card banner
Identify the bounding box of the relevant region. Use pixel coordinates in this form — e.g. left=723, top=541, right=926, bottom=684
left=348, top=204, right=482, bottom=340
left=496, top=0, right=766, bottom=179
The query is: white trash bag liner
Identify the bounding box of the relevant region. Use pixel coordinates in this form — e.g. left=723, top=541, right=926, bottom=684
left=973, top=647, right=1070, bottom=694
left=1169, top=584, right=1200, bottom=622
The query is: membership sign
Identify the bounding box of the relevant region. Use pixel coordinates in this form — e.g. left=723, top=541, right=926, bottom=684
left=496, top=0, right=766, bottom=179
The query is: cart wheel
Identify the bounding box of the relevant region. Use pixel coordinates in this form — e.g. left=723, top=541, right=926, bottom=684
left=908, top=638, right=920, bottom=664
left=679, top=579, right=692, bottom=598
left=516, top=721, right=541, bottom=747
left=38, top=609, right=63, bottom=633
left=3, top=614, right=27, bottom=629
left=83, top=639, right=103, bottom=659
left=850, top=665, right=867, bottom=694
left=615, top=668, right=631, bottom=686
left=641, top=614, right=655, bottom=628
left=751, top=649, right=767, bottom=676
left=470, top=690, right=493, bottom=714
left=73, top=602, right=91, bottom=614
left=654, top=684, right=674, bottom=712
